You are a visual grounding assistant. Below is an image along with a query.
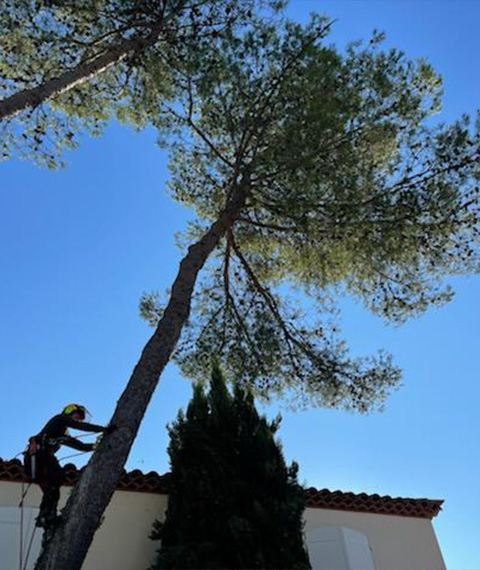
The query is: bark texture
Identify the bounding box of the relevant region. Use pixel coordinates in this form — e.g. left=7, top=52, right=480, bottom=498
left=34, top=176, right=250, bottom=570
left=0, top=25, right=162, bottom=122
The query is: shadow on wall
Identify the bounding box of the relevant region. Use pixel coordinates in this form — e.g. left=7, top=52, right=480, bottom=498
left=1, top=505, right=43, bottom=570
left=306, top=526, right=375, bottom=570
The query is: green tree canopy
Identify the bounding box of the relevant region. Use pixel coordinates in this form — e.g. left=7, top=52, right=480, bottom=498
left=151, top=364, right=310, bottom=569
left=141, top=16, right=480, bottom=412
left=0, top=0, right=261, bottom=167
left=34, top=10, right=480, bottom=570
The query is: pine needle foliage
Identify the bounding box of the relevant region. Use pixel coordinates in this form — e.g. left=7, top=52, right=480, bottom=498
left=150, top=365, right=311, bottom=570
left=0, top=0, right=263, bottom=167
left=141, top=16, right=480, bottom=412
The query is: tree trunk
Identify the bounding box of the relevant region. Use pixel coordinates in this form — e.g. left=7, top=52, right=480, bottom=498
left=34, top=175, right=250, bottom=570
left=0, top=25, right=163, bottom=122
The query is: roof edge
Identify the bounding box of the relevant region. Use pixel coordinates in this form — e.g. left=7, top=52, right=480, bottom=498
left=0, top=458, right=443, bottom=520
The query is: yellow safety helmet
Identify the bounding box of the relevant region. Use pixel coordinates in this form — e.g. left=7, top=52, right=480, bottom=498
left=63, top=404, right=88, bottom=419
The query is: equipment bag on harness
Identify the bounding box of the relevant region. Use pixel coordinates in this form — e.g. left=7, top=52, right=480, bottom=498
left=23, top=437, right=40, bottom=483
left=23, top=436, right=54, bottom=484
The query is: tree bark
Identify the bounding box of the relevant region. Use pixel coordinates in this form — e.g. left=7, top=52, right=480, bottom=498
left=0, top=25, right=163, bottom=122
left=34, top=175, right=250, bottom=570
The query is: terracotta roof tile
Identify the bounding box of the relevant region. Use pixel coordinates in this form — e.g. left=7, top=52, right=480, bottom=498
left=0, top=458, right=442, bottom=519
left=303, top=486, right=443, bottom=519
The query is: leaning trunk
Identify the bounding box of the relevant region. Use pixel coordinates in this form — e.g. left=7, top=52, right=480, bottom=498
left=0, top=25, right=163, bottom=122
left=34, top=176, right=250, bottom=570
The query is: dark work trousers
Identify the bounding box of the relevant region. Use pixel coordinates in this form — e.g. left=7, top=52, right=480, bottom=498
left=35, top=451, right=64, bottom=524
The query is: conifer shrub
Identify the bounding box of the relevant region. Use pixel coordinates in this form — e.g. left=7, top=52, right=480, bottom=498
left=150, top=365, right=311, bottom=569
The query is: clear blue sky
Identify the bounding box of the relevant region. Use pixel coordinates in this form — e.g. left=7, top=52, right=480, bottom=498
left=1, top=1, right=479, bottom=568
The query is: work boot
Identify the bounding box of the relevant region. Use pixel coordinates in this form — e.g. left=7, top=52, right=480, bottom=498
left=37, top=509, right=57, bottom=529
left=35, top=513, right=47, bottom=528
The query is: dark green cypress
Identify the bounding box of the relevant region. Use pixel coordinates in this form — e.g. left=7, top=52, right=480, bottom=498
left=150, top=365, right=311, bottom=569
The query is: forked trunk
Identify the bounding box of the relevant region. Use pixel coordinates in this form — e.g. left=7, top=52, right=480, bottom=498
left=0, top=25, right=163, bottom=122
left=34, top=176, right=250, bottom=570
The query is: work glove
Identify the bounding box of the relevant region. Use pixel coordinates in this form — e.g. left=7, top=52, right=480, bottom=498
left=103, top=423, right=117, bottom=435
left=92, top=434, right=103, bottom=451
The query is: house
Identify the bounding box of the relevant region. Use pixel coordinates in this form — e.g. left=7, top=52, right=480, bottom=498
left=0, top=458, right=446, bottom=570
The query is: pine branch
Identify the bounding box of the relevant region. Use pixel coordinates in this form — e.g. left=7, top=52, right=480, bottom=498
left=229, top=230, right=305, bottom=378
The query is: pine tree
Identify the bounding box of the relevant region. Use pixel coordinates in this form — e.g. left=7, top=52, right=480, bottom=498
left=151, top=365, right=311, bottom=569
left=36, top=13, right=480, bottom=570
left=0, top=0, right=257, bottom=167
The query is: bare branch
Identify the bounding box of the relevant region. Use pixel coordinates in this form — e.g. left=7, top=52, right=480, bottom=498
left=229, top=229, right=305, bottom=378
left=164, top=100, right=235, bottom=169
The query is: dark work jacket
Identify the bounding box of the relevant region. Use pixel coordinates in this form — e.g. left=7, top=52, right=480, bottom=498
left=35, top=413, right=105, bottom=453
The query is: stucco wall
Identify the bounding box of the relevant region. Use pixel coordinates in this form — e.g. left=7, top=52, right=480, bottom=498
left=0, top=481, right=167, bottom=570
left=0, top=480, right=445, bottom=570
left=304, top=507, right=446, bottom=570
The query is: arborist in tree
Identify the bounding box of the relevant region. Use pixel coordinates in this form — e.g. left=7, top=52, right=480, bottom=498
left=24, top=404, right=110, bottom=529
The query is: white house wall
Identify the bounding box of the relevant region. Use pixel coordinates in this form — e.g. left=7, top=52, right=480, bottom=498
left=305, top=507, right=446, bottom=570
left=0, top=481, right=167, bottom=570
left=0, top=480, right=445, bottom=570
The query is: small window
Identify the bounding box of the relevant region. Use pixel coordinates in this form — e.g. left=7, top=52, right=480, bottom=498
left=0, top=506, right=43, bottom=570
left=306, top=526, right=375, bottom=570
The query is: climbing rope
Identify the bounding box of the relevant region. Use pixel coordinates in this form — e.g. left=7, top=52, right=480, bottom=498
left=22, top=525, right=38, bottom=570
left=18, top=479, right=34, bottom=570
left=19, top=479, right=24, bottom=570
left=18, top=483, right=32, bottom=507
left=18, top=442, right=32, bottom=570
left=58, top=451, right=89, bottom=462
left=70, top=433, right=96, bottom=439
left=15, top=419, right=117, bottom=568
left=16, top=428, right=113, bottom=568
left=16, top=436, right=90, bottom=569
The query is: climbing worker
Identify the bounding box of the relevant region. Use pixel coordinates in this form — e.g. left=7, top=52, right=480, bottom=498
left=24, top=404, right=109, bottom=529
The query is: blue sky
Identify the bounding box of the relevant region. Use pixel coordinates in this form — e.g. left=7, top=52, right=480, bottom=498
left=1, top=1, right=479, bottom=568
